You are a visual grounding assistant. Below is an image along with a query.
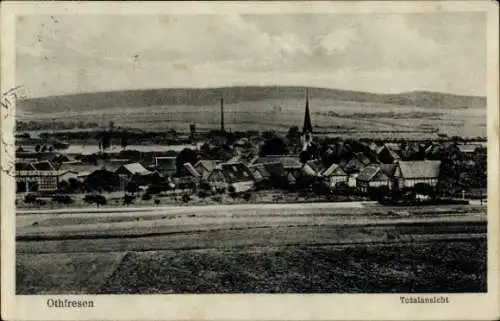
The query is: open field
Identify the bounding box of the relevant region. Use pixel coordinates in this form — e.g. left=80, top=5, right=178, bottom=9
left=100, top=240, right=487, bottom=294
left=18, top=87, right=486, bottom=138
left=17, top=240, right=486, bottom=294
left=16, top=203, right=486, bottom=294
left=20, top=99, right=486, bottom=139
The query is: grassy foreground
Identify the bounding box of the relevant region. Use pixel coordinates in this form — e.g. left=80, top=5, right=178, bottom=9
left=93, top=239, right=486, bottom=294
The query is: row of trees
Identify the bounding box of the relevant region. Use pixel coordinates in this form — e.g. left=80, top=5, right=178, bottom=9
left=16, top=120, right=99, bottom=131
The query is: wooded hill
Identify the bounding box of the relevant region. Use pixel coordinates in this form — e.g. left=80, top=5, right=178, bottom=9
left=19, top=86, right=486, bottom=113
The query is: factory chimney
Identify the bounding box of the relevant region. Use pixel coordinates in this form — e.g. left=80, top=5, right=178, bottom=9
left=220, top=97, right=225, bottom=133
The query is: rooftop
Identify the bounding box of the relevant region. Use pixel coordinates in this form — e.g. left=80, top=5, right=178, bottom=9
left=121, top=162, right=152, bottom=175
left=356, top=164, right=389, bottom=182
left=398, top=160, right=441, bottom=179
left=218, top=163, right=255, bottom=183
left=30, top=160, right=55, bottom=171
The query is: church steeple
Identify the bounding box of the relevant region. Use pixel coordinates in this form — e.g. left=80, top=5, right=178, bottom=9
left=302, top=88, right=313, bottom=134
left=301, top=88, right=313, bottom=151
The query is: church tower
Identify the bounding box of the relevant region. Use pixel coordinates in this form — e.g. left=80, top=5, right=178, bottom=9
left=301, top=88, right=313, bottom=151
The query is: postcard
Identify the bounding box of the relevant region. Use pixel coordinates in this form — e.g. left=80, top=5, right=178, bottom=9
left=1, top=1, right=499, bottom=320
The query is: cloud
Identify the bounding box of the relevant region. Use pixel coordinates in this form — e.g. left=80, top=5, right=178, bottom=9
left=320, top=27, right=357, bottom=54
left=15, top=13, right=486, bottom=97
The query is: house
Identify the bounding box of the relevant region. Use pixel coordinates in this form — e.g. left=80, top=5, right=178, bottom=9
left=306, top=160, right=325, bottom=176
left=356, top=164, right=393, bottom=193
left=116, top=162, right=152, bottom=179
left=227, top=153, right=259, bottom=166
left=207, top=162, right=255, bottom=193
left=15, top=161, right=67, bottom=193
left=116, top=162, right=162, bottom=186
left=84, top=169, right=122, bottom=192
left=180, top=162, right=201, bottom=178
left=194, top=160, right=221, bottom=179
left=424, top=143, right=442, bottom=157
left=248, top=163, right=271, bottom=183
left=154, top=156, right=177, bottom=176
left=254, top=155, right=313, bottom=172
left=15, top=160, right=70, bottom=193
left=341, top=152, right=372, bottom=174
left=457, top=144, right=481, bottom=161
left=377, top=144, right=401, bottom=164
left=320, top=163, right=348, bottom=187
left=254, top=155, right=315, bottom=183
left=58, top=161, right=104, bottom=177
left=16, top=170, right=64, bottom=193
left=380, top=163, right=398, bottom=177
left=348, top=173, right=358, bottom=188
left=248, top=162, right=286, bottom=187
left=425, top=142, right=461, bottom=160
left=393, top=160, right=441, bottom=189
left=175, top=162, right=202, bottom=186
left=401, top=143, right=426, bottom=161
left=457, top=144, right=479, bottom=154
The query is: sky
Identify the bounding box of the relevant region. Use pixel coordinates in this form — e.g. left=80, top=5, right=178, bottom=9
left=16, top=12, right=486, bottom=98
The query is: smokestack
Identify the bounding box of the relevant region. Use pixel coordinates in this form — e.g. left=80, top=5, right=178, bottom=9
left=220, top=97, right=225, bottom=133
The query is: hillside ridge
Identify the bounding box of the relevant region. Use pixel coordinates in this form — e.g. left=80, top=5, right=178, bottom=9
left=19, top=86, right=486, bottom=113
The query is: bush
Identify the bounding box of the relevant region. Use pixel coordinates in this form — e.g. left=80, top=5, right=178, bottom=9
left=52, top=194, right=74, bottom=205
left=24, top=193, right=38, bottom=204
left=182, top=194, right=191, bottom=203
left=146, top=184, right=167, bottom=195
left=83, top=194, right=94, bottom=204
left=83, top=194, right=107, bottom=206
left=123, top=194, right=135, bottom=206
left=142, top=193, right=152, bottom=201
left=198, top=190, right=210, bottom=198
left=242, top=192, right=252, bottom=201
left=94, top=194, right=107, bottom=206
left=215, top=187, right=226, bottom=194
left=154, top=199, right=160, bottom=205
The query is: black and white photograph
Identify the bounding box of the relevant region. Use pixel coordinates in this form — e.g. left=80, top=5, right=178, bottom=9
left=1, top=1, right=499, bottom=320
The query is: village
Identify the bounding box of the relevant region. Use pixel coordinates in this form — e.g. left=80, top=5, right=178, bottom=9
left=14, top=94, right=487, bottom=209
